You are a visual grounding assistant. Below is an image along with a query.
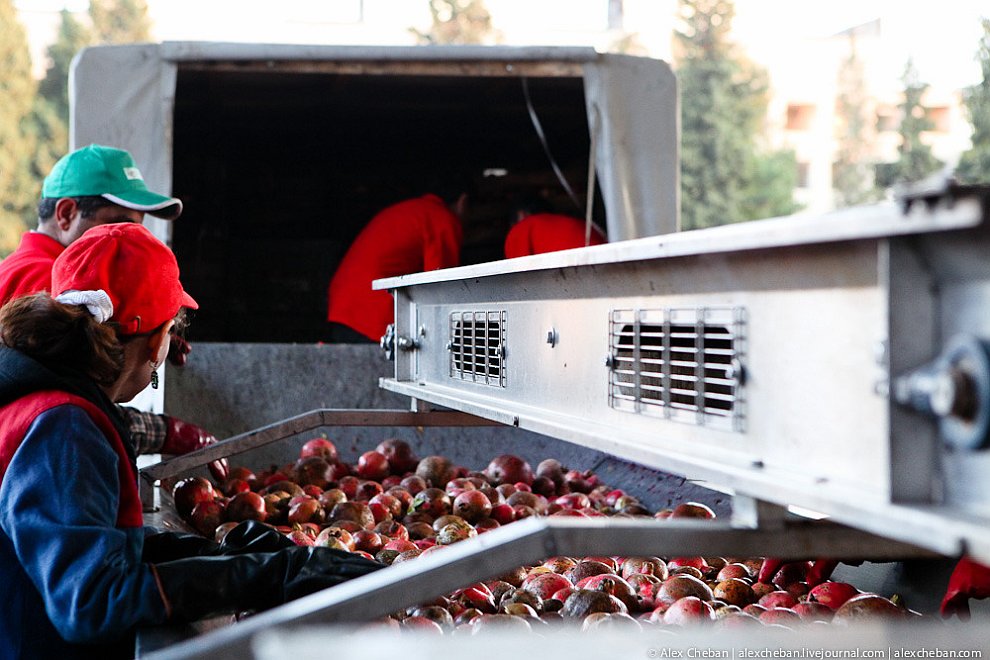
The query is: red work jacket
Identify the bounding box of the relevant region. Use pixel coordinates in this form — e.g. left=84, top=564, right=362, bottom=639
left=0, top=232, right=64, bottom=306
left=503, top=213, right=606, bottom=259
left=327, top=195, right=462, bottom=341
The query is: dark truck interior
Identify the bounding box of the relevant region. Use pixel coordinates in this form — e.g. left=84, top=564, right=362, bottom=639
left=170, top=65, right=601, bottom=343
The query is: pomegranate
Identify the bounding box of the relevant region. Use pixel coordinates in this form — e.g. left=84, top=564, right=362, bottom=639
left=564, top=560, right=615, bottom=584
left=415, top=455, right=456, bottom=487
left=399, top=475, right=427, bottom=494
left=793, top=601, right=834, bottom=622
left=670, top=502, right=716, bottom=519
left=409, top=488, right=452, bottom=517
left=327, top=501, right=374, bottom=529
left=224, top=491, right=267, bottom=523
left=833, top=594, right=906, bottom=623
left=560, top=589, right=627, bottom=617
left=620, top=556, right=668, bottom=581
left=452, top=489, right=493, bottom=523
left=758, top=590, right=798, bottom=610
left=653, top=574, right=713, bottom=607
left=189, top=499, right=224, bottom=537
left=576, top=574, right=640, bottom=611
left=172, top=476, right=215, bottom=518
left=485, top=454, right=534, bottom=486
left=663, top=596, right=716, bottom=626
left=293, top=457, right=334, bottom=489
left=470, top=613, right=532, bottom=634
left=375, top=438, right=419, bottom=474
left=808, top=581, right=861, bottom=610
left=759, top=607, right=801, bottom=627
left=717, top=562, right=752, bottom=581
left=522, top=572, right=572, bottom=601
left=356, top=450, right=390, bottom=482
left=299, top=437, right=338, bottom=462
left=713, top=578, right=757, bottom=607
left=287, top=497, right=324, bottom=525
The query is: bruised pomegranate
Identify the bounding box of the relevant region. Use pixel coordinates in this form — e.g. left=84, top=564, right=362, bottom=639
left=410, top=488, right=452, bottom=518
left=653, top=574, right=714, bottom=607
left=713, top=578, right=757, bottom=607
left=415, top=456, right=456, bottom=488
left=793, top=601, right=834, bottom=622
left=560, top=589, right=627, bottom=618
left=293, top=457, right=334, bottom=489
left=564, top=559, right=615, bottom=584
left=522, top=572, right=572, bottom=601
left=758, top=590, right=798, bottom=610
left=327, top=501, right=375, bottom=529
left=376, top=438, right=419, bottom=474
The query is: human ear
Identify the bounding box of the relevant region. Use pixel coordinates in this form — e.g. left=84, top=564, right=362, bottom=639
left=53, top=198, right=78, bottom=231
left=149, top=320, right=176, bottom=364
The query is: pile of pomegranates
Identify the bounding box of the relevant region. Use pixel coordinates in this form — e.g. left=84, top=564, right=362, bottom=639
left=169, top=436, right=921, bottom=632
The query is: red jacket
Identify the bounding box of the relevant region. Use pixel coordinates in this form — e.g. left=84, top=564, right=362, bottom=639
left=327, top=195, right=462, bottom=341
left=0, top=232, right=64, bottom=306
left=504, top=213, right=606, bottom=259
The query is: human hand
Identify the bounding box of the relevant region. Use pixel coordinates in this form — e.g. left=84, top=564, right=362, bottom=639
left=941, top=556, right=990, bottom=620
left=167, top=334, right=192, bottom=367
left=162, top=416, right=229, bottom=482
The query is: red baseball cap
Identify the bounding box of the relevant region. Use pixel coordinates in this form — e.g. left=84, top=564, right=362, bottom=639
left=52, top=223, right=198, bottom=335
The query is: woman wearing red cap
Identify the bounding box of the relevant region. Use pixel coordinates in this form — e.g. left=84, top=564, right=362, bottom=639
left=0, top=223, right=382, bottom=658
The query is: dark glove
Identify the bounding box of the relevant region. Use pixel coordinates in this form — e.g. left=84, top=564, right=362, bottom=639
left=941, top=556, right=990, bottom=620
left=162, top=416, right=229, bottom=482
left=142, top=521, right=290, bottom=563
left=143, top=531, right=222, bottom=563
left=217, top=520, right=296, bottom=555
left=167, top=334, right=192, bottom=367
left=153, top=546, right=385, bottom=621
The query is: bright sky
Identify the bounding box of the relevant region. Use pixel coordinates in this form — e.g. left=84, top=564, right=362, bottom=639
left=14, top=0, right=988, bottom=91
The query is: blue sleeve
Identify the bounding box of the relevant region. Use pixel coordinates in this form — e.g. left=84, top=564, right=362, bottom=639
left=0, top=405, right=168, bottom=643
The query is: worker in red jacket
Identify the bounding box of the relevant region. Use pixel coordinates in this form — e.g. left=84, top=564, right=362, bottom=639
left=503, top=197, right=606, bottom=259
left=327, top=192, right=465, bottom=342
left=0, top=145, right=225, bottom=477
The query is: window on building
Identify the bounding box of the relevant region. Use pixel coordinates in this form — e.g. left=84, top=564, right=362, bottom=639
left=796, top=161, right=810, bottom=188
left=876, top=106, right=898, bottom=132
left=927, top=106, right=950, bottom=133
left=786, top=104, right=815, bottom=131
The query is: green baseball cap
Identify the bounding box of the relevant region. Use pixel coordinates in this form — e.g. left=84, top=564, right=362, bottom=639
left=42, top=144, right=183, bottom=220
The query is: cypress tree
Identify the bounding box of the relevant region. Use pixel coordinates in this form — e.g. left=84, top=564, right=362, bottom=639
left=674, top=0, right=798, bottom=229
left=955, top=18, right=990, bottom=184
left=885, top=59, right=943, bottom=185
left=833, top=41, right=881, bottom=206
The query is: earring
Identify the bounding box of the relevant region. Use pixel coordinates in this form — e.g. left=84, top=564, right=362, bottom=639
left=150, top=361, right=160, bottom=390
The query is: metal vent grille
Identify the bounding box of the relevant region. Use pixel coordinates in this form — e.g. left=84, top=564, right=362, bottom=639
left=609, top=307, right=745, bottom=431
left=449, top=310, right=506, bottom=387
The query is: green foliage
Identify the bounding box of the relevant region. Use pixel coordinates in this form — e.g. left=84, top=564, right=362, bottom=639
left=674, top=0, right=798, bottom=229
left=884, top=59, right=943, bottom=186
left=833, top=43, right=882, bottom=207
left=412, top=0, right=494, bottom=45
left=0, top=0, right=37, bottom=256
left=955, top=18, right=990, bottom=184
left=89, top=0, right=152, bottom=44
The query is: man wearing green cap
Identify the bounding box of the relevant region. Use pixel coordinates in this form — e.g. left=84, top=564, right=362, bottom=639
left=0, top=145, right=226, bottom=478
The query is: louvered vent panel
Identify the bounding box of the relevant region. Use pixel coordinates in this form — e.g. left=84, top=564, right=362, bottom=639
left=609, top=307, right=745, bottom=431
left=449, top=310, right=506, bottom=387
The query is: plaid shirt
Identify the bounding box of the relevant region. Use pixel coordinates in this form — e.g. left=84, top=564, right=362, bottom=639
left=121, top=407, right=168, bottom=454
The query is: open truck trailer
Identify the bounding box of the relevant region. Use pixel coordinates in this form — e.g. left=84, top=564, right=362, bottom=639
left=67, top=42, right=990, bottom=656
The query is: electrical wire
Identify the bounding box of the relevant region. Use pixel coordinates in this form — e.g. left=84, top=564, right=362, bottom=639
left=520, top=76, right=582, bottom=213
